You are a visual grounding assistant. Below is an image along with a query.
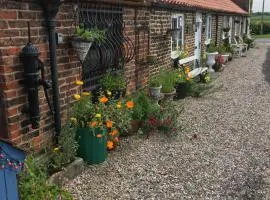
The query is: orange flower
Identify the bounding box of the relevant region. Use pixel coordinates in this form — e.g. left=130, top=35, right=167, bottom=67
left=90, top=121, right=97, bottom=127
left=99, top=96, right=108, bottom=103
left=96, top=134, right=103, bottom=138
left=106, top=120, right=113, bottom=128
left=126, top=101, right=134, bottom=109
left=111, top=129, right=119, bottom=136
left=107, top=141, right=114, bottom=150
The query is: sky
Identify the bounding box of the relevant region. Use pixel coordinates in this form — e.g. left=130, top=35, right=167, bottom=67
left=253, top=0, right=270, bottom=12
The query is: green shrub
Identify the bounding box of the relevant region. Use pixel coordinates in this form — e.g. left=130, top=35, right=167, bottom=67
left=160, top=70, right=177, bottom=93
left=19, top=157, right=73, bottom=200
left=149, top=76, right=161, bottom=87
left=132, top=91, right=158, bottom=121
left=48, top=125, right=78, bottom=174
left=250, top=22, right=270, bottom=35
left=99, top=72, right=126, bottom=91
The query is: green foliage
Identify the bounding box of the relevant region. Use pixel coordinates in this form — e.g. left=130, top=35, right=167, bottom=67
left=159, top=70, right=177, bottom=93
left=99, top=73, right=126, bottom=91
left=140, top=100, right=180, bottom=136
left=250, top=22, right=270, bottom=35
left=178, top=49, right=189, bottom=59
left=222, top=37, right=234, bottom=54
left=243, top=34, right=255, bottom=49
left=74, top=25, right=106, bottom=43
left=206, top=43, right=218, bottom=53
left=187, top=80, right=213, bottom=98
left=72, top=95, right=96, bottom=128
left=103, top=98, right=133, bottom=136
left=19, top=157, right=73, bottom=200
left=149, top=76, right=161, bottom=87
left=217, top=45, right=227, bottom=54
left=132, top=91, right=157, bottom=121
left=48, top=125, right=78, bottom=174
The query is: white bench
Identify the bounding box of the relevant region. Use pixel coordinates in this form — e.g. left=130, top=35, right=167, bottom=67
left=179, top=56, right=208, bottom=79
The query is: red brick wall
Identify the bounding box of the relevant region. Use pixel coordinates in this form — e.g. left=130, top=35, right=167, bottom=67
left=0, top=1, right=245, bottom=152
left=0, top=1, right=81, bottom=151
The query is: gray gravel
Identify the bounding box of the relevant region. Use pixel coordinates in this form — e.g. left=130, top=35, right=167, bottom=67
left=65, top=44, right=270, bottom=200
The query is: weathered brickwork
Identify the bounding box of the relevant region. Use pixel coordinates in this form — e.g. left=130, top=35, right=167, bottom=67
left=0, top=1, right=81, bottom=152
left=0, top=1, right=247, bottom=152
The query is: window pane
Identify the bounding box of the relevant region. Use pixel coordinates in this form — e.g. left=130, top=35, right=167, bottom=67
left=172, top=38, right=177, bottom=51
left=172, top=18, right=177, bottom=29
left=178, top=39, right=183, bottom=50
left=178, top=16, right=183, bottom=28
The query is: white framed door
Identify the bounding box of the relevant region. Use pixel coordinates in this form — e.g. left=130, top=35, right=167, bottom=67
left=194, top=12, right=202, bottom=67
left=229, top=16, right=233, bottom=43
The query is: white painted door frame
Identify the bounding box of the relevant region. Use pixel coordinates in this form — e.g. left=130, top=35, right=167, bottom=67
left=194, top=12, right=202, bottom=67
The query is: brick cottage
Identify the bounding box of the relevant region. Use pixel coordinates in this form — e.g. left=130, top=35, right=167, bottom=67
left=0, top=0, right=248, bottom=152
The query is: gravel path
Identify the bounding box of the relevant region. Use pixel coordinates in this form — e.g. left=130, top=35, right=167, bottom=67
left=65, top=44, right=270, bottom=200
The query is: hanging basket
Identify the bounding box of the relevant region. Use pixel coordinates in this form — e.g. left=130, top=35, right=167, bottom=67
left=71, top=38, right=93, bottom=63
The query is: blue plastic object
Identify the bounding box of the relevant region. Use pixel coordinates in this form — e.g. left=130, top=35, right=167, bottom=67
left=0, top=141, right=26, bottom=200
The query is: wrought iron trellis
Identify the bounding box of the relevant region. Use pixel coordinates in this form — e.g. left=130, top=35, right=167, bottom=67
left=78, top=3, right=135, bottom=90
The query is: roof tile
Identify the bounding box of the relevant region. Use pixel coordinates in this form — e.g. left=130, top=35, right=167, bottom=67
left=150, top=0, right=248, bottom=15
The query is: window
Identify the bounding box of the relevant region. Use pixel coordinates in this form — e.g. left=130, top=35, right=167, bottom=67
left=243, top=18, right=247, bottom=34
left=206, top=15, right=212, bottom=40
left=223, top=16, right=230, bottom=28
left=171, top=14, right=184, bottom=54
left=234, top=17, right=241, bottom=36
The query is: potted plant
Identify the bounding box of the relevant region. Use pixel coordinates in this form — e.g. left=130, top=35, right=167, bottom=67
left=206, top=43, right=218, bottom=73
left=160, top=70, right=177, bottom=100
left=175, top=65, right=191, bottom=99
left=149, top=76, right=162, bottom=99
left=217, top=45, right=229, bottom=63
left=71, top=87, right=108, bottom=164
left=130, top=92, right=153, bottom=134
left=72, top=25, right=105, bottom=62
left=99, top=72, right=127, bottom=100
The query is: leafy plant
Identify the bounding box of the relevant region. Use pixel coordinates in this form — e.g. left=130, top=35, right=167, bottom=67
left=48, top=125, right=78, bottom=174
left=160, top=70, right=177, bottom=93
left=99, top=72, right=126, bottom=91
left=217, top=45, right=227, bottom=54
left=206, top=43, right=218, bottom=53
left=149, top=76, right=161, bottom=87
left=74, top=25, right=106, bottom=43
left=140, top=100, right=180, bottom=136
left=19, top=157, right=73, bottom=200
left=178, top=49, right=189, bottom=59
left=132, top=91, right=157, bottom=121
left=243, top=34, right=255, bottom=49
left=103, top=98, right=134, bottom=136
left=213, top=55, right=225, bottom=72
left=72, top=95, right=96, bottom=128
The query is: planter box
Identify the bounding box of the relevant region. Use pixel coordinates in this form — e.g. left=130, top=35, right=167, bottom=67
left=48, top=157, right=84, bottom=186
left=76, top=128, right=107, bottom=165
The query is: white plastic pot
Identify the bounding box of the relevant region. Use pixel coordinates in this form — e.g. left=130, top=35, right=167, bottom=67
left=206, top=52, right=218, bottom=72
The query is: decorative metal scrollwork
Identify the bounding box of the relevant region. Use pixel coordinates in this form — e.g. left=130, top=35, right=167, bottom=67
left=77, top=3, right=135, bottom=89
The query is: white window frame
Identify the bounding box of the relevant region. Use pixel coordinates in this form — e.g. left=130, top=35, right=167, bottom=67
left=206, top=14, right=212, bottom=41
left=222, top=16, right=230, bottom=39
left=171, top=14, right=184, bottom=57
left=243, top=17, right=247, bottom=34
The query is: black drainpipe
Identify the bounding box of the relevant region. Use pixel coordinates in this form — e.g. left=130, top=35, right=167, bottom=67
left=40, top=0, right=62, bottom=141
left=215, top=14, right=218, bottom=46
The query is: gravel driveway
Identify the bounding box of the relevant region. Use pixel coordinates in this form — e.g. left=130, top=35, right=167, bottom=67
left=65, top=44, right=270, bottom=200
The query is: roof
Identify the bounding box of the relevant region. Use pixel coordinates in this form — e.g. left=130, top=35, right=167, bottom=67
left=149, top=0, right=248, bottom=15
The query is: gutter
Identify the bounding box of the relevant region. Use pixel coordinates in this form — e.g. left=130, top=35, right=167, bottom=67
left=40, top=0, right=62, bottom=142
